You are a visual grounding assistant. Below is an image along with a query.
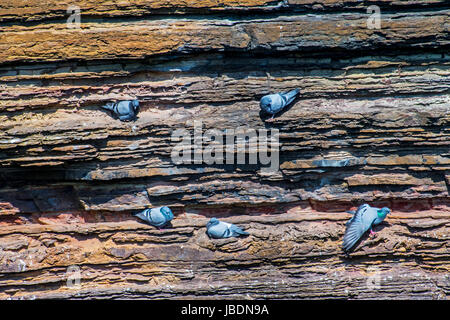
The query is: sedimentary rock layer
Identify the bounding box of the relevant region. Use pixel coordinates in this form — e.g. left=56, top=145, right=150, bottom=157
left=0, top=210, right=449, bottom=299
left=0, top=0, right=448, bottom=299
left=1, top=1, right=447, bottom=22
left=1, top=11, right=449, bottom=64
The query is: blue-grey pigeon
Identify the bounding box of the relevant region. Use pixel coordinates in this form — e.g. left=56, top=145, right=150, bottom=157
left=134, top=206, right=174, bottom=229
left=260, top=88, right=300, bottom=120
left=101, top=100, right=139, bottom=121
left=343, top=204, right=391, bottom=253
left=206, top=218, right=249, bottom=239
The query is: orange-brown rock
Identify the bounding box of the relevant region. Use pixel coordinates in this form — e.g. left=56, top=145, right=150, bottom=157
left=0, top=0, right=448, bottom=299
left=1, top=12, right=448, bottom=64
left=1, top=1, right=446, bottom=22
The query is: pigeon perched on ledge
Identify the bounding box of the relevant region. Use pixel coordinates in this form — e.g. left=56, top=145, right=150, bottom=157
left=206, top=218, right=250, bottom=239
left=342, top=204, right=391, bottom=253
left=260, top=88, right=300, bottom=120
left=134, top=206, right=174, bottom=229
left=101, top=99, right=139, bottom=121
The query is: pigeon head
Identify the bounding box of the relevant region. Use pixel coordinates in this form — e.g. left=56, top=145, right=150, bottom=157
left=206, top=217, right=220, bottom=229
left=260, top=96, right=272, bottom=111
left=377, top=207, right=391, bottom=218
left=160, top=206, right=174, bottom=220
left=131, top=100, right=140, bottom=112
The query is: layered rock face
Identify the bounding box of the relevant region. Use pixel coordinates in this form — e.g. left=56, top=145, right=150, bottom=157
left=0, top=1, right=449, bottom=299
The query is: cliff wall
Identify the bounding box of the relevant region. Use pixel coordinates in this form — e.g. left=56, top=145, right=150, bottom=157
left=0, top=0, right=449, bottom=299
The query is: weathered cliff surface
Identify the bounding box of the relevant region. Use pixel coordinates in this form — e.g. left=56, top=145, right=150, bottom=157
left=0, top=1, right=449, bottom=299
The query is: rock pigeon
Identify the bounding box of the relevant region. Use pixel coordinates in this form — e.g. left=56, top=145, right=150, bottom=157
left=101, top=100, right=139, bottom=121
left=206, top=217, right=249, bottom=239
left=342, top=204, right=391, bottom=253
left=260, top=88, right=300, bottom=120
left=134, top=206, right=174, bottom=229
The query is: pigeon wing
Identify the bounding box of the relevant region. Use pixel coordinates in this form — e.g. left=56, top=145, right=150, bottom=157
left=207, top=221, right=229, bottom=238
left=345, top=204, right=368, bottom=226
left=115, top=101, right=132, bottom=116
left=149, top=208, right=167, bottom=227
left=342, top=204, right=374, bottom=252
left=363, top=207, right=381, bottom=229
left=220, top=222, right=249, bottom=237
left=118, top=114, right=134, bottom=121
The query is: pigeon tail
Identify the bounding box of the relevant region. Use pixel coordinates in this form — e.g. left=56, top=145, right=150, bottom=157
left=101, top=102, right=115, bottom=111
left=231, top=225, right=250, bottom=237
left=281, top=88, right=300, bottom=106
left=133, top=212, right=145, bottom=220
left=284, top=88, right=300, bottom=100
